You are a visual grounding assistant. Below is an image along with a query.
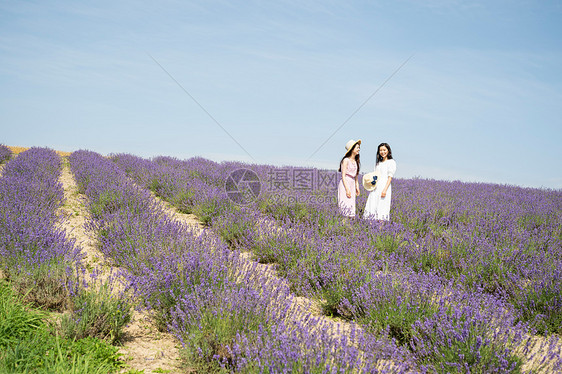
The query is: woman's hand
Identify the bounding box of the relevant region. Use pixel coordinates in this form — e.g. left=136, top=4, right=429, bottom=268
left=381, top=190, right=387, bottom=198
left=346, top=189, right=351, bottom=198
left=355, top=186, right=360, bottom=197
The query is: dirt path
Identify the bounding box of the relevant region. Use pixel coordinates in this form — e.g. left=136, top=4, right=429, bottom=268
left=57, top=158, right=185, bottom=374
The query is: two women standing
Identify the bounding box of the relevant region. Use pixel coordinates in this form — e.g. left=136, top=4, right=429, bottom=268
left=337, top=140, right=396, bottom=220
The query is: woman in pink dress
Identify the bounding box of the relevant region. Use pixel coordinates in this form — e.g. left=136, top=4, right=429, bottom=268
left=337, top=139, right=361, bottom=217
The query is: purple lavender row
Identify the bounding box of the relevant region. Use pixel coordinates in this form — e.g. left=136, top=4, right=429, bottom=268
left=110, top=153, right=561, bottom=372
left=75, top=150, right=408, bottom=372
left=0, top=147, right=82, bottom=309
left=0, top=144, right=12, bottom=163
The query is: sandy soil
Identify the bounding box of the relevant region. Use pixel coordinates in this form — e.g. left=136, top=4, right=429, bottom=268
left=57, top=158, right=186, bottom=374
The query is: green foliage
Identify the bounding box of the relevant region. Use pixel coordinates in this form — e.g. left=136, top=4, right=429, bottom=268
left=144, top=256, right=230, bottom=332
left=0, top=330, right=122, bottom=373
left=66, top=336, right=126, bottom=371
left=315, top=215, right=349, bottom=237
left=518, top=213, right=549, bottom=231
left=149, top=177, right=165, bottom=196
left=60, top=282, right=132, bottom=344
left=514, top=281, right=562, bottom=335
left=412, top=310, right=523, bottom=374
left=265, top=200, right=311, bottom=223
left=90, top=190, right=123, bottom=218
left=189, top=170, right=202, bottom=180
left=411, top=247, right=440, bottom=274
left=214, top=211, right=255, bottom=249
left=7, top=261, right=75, bottom=311
left=320, top=279, right=355, bottom=318
left=258, top=233, right=305, bottom=278
left=177, top=285, right=270, bottom=373
left=369, top=232, right=406, bottom=256
left=180, top=321, right=235, bottom=372
left=193, top=198, right=228, bottom=226
left=0, top=280, right=45, bottom=347
left=171, top=189, right=195, bottom=214
left=318, top=255, right=377, bottom=319
left=364, top=296, right=438, bottom=346
left=0, top=281, right=124, bottom=373
left=248, top=233, right=280, bottom=264
left=468, top=257, right=517, bottom=297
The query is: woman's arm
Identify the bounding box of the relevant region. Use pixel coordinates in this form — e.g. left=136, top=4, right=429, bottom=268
left=381, top=160, right=396, bottom=198
left=341, top=159, right=351, bottom=198
left=381, top=176, right=392, bottom=198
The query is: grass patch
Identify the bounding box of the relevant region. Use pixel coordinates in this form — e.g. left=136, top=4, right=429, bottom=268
left=0, top=279, right=125, bottom=373
left=60, top=281, right=132, bottom=344
left=7, top=261, right=75, bottom=312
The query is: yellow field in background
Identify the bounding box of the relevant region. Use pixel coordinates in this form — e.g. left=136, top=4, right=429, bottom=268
left=7, top=146, right=71, bottom=157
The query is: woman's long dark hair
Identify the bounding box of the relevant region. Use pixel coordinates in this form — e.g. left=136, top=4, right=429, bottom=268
left=376, top=143, right=393, bottom=165
left=338, top=144, right=361, bottom=176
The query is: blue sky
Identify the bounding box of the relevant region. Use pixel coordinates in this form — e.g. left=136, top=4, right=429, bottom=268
left=1, top=0, right=561, bottom=189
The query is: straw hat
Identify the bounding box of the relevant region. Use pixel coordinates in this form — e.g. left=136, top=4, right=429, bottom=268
left=362, top=171, right=381, bottom=192
left=344, top=139, right=361, bottom=154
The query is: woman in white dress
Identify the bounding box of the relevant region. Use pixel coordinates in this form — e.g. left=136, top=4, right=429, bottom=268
left=364, top=143, right=396, bottom=221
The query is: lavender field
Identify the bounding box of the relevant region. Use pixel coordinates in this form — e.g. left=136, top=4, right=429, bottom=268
left=2, top=147, right=561, bottom=373
left=109, top=153, right=562, bottom=373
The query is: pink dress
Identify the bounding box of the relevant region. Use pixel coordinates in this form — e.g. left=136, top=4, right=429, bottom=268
left=337, top=158, right=358, bottom=217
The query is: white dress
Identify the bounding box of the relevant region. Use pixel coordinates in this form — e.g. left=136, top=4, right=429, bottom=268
left=363, top=159, right=397, bottom=220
